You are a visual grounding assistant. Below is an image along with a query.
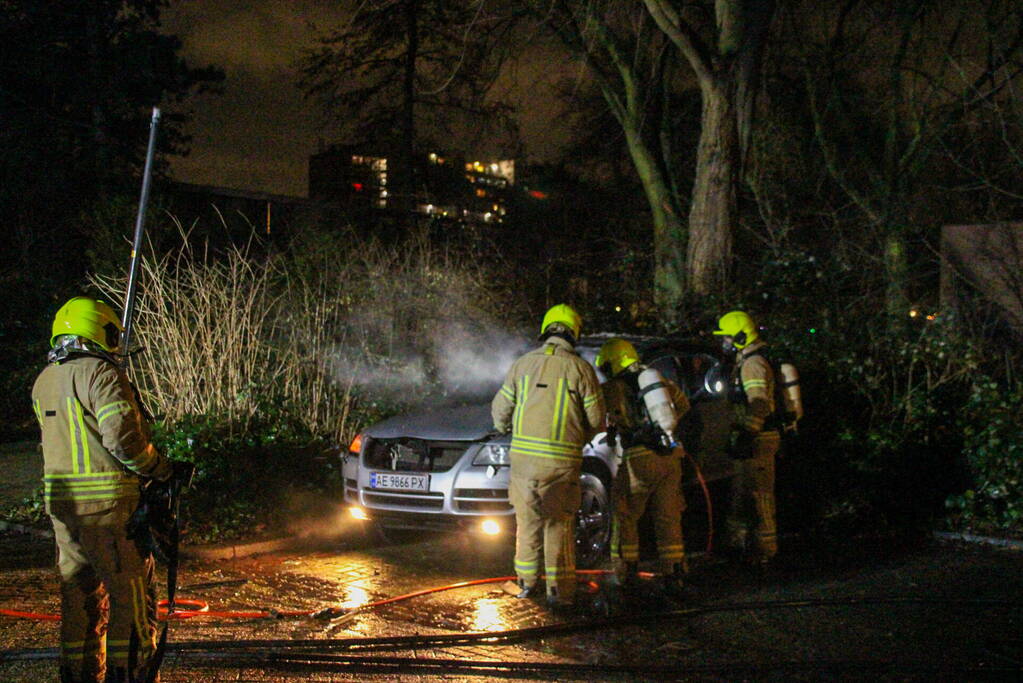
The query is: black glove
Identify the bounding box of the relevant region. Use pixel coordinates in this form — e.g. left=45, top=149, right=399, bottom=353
left=727, top=430, right=755, bottom=460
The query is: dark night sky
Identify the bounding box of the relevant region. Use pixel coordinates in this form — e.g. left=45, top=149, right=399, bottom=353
left=161, top=1, right=576, bottom=197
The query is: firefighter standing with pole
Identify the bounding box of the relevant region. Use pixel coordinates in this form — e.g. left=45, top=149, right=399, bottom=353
left=30, top=108, right=182, bottom=683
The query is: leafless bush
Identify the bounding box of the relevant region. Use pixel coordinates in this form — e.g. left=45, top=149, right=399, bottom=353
left=91, top=216, right=521, bottom=444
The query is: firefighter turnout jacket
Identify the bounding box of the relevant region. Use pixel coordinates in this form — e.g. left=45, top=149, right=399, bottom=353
left=732, top=340, right=780, bottom=439
left=491, top=336, right=604, bottom=469
left=491, top=336, right=604, bottom=604
left=32, top=354, right=170, bottom=514
left=32, top=353, right=170, bottom=682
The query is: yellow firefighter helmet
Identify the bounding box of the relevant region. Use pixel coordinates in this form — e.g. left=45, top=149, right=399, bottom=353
left=50, top=297, right=123, bottom=352
left=595, top=338, right=640, bottom=377
left=713, top=310, right=759, bottom=349
left=540, top=303, right=582, bottom=342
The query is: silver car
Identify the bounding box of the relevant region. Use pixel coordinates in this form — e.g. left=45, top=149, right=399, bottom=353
left=341, top=335, right=733, bottom=567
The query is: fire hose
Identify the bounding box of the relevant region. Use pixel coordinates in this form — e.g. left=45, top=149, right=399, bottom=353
left=0, top=569, right=642, bottom=623
left=2, top=595, right=1018, bottom=678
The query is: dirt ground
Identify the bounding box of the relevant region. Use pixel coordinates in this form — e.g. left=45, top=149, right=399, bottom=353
left=1, top=443, right=1021, bottom=681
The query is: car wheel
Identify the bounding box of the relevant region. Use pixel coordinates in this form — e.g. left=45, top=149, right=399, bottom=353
left=575, top=471, right=611, bottom=569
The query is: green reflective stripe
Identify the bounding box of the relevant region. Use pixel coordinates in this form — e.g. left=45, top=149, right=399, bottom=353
left=544, top=568, right=574, bottom=578
left=582, top=393, right=598, bottom=408
left=509, top=448, right=581, bottom=462
left=62, top=639, right=102, bottom=649
left=46, top=492, right=134, bottom=503
left=743, top=379, right=767, bottom=390
left=66, top=397, right=89, bottom=474
left=510, top=435, right=580, bottom=455
left=32, top=399, right=42, bottom=425
left=515, top=560, right=538, bottom=575
left=45, top=480, right=132, bottom=490
left=121, top=447, right=157, bottom=472
left=514, top=375, right=529, bottom=434
left=75, top=398, right=92, bottom=472
left=551, top=377, right=568, bottom=441
left=544, top=344, right=556, bottom=355
left=499, top=384, right=515, bottom=402
left=44, top=473, right=136, bottom=503
left=44, top=472, right=126, bottom=479
left=511, top=434, right=579, bottom=449
left=45, top=479, right=135, bottom=491
left=96, top=400, right=131, bottom=425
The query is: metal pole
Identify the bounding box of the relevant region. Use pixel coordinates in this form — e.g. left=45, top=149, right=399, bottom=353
left=121, top=107, right=161, bottom=365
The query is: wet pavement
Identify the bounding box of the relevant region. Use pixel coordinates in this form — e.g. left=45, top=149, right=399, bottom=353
left=2, top=515, right=1022, bottom=681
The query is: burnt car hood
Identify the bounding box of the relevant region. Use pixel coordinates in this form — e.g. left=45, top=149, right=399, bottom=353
left=363, top=403, right=497, bottom=441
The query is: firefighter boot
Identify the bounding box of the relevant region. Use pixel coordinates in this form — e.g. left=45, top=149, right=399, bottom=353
left=608, top=561, right=641, bottom=604
left=501, top=578, right=537, bottom=599
left=545, top=586, right=582, bottom=616
left=659, top=562, right=687, bottom=601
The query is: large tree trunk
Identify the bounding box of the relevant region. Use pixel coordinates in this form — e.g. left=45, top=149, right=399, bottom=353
left=624, top=126, right=687, bottom=323
left=643, top=0, right=771, bottom=296
left=687, top=81, right=738, bottom=295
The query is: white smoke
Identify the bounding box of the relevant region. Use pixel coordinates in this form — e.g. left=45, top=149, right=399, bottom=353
left=321, top=310, right=529, bottom=407
left=429, top=319, right=530, bottom=400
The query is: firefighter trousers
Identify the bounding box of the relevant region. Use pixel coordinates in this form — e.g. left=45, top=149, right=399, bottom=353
left=726, top=433, right=780, bottom=560
left=51, top=502, right=160, bottom=683
left=611, top=452, right=685, bottom=575
left=508, top=461, right=581, bottom=604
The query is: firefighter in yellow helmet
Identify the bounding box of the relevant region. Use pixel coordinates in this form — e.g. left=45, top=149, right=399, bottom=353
left=597, top=338, right=690, bottom=598
left=31, top=297, right=172, bottom=683
left=713, top=310, right=781, bottom=565
left=492, top=304, right=604, bottom=612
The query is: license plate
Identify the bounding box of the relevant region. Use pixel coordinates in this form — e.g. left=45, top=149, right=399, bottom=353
left=369, top=472, right=429, bottom=491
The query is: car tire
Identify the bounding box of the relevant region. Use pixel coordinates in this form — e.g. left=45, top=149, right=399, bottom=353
left=575, top=471, right=612, bottom=569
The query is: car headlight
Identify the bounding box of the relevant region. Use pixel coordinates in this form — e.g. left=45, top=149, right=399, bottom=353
left=473, top=443, right=510, bottom=466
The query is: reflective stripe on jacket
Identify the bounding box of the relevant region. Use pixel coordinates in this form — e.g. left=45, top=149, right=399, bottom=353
left=734, top=341, right=779, bottom=438
left=491, top=336, right=604, bottom=466
left=31, top=354, right=170, bottom=516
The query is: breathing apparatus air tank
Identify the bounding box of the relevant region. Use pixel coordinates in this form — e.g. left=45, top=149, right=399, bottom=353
left=778, top=361, right=803, bottom=429
left=637, top=366, right=678, bottom=446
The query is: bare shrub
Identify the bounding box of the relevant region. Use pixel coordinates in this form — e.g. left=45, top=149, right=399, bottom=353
left=91, top=217, right=522, bottom=445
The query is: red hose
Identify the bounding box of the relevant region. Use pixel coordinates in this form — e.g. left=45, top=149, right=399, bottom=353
left=3, top=570, right=656, bottom=623
left=690, top=456, right=715, bottom=554
left=0, top=608, right=60, bottom=621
